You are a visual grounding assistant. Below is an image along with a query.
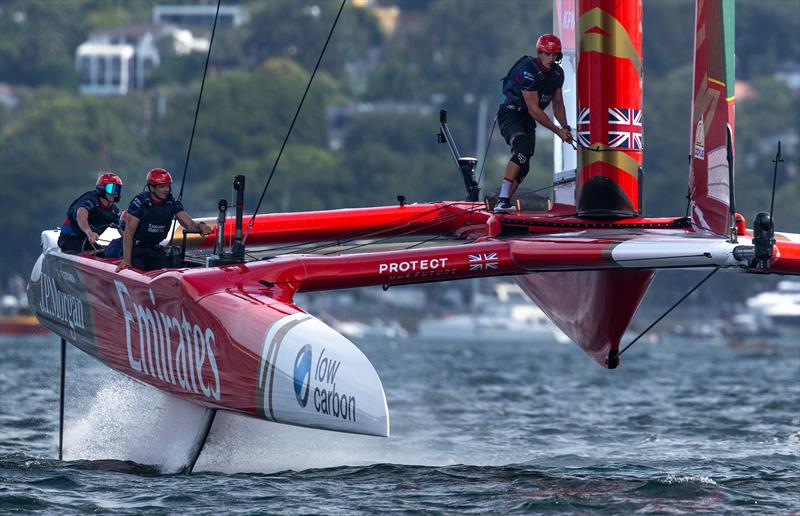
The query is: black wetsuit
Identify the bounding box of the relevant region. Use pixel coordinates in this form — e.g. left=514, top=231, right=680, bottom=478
left=126, top=191, right=184, bottom=271
left=498, top=56, right=565, bottom=147
left=58, top=191, right=120, bottom=254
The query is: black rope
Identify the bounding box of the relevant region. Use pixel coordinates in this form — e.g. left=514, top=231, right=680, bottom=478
left=177, top=0, right=221, bottom=201
left=243, top=0, right=347, bottom=245
left=321, top=205, right=486, bottom=255
left=467, top=115, right=497, bottom=225
left=249, top=203, right=484, bottom=259
left=165, top=0, right=220, bottom=248
left=253, top=201, right=473, bottom=257
left=568, top=140, right=624, bottom=153
left=617, top=267, right=719, bottom=357
left=769, top=141, right=783, bottom=220
left=475, top=116, right=497, bottom=189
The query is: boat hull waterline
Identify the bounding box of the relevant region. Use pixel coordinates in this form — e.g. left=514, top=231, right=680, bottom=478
left=28, top=246, right=390, bottom=437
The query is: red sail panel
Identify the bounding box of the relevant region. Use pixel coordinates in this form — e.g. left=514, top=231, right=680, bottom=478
left=688, top=0, right=736, bottom=235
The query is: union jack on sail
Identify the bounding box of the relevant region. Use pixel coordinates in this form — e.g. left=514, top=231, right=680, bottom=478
left=607, top=107, right=642, bottom=150
left=577, top=108, right=591, bottom=147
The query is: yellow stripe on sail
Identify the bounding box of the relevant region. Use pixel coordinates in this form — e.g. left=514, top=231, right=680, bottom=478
left=708, top=77, right=726, bottom=88
left=579, top=7, right=641, bottom=75
left=579, top=143, right=640, bottom=179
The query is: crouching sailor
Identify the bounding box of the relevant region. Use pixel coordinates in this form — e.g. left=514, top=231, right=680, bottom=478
left=59, top=172, right=123, bottom=254
left=115, top=168, right=212, bottom=272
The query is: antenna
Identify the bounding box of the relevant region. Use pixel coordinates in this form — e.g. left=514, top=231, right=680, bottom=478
left=769, top=140, right=783, bottom=221
left=243, top=0, right=347, bottom=245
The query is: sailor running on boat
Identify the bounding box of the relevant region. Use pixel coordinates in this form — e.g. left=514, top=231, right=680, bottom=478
left=58, top=173, right=123, bottom=254
left=493, top=34, right=573, bottom=213
left=115, top=168, right=212, bottom=272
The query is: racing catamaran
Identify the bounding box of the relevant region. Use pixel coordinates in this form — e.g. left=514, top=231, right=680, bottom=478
left=28, top=0, right=799, bottom=472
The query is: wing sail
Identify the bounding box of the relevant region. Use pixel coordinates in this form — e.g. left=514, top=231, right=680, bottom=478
left=687, top=0, right=736, bottom=235
left=553, top=0, right=578, bottom=206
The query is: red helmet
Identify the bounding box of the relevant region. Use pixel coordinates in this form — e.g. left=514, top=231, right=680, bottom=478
left=146, top=168, right=173, bottom=185
left=96, top=172, right=123, bottom=199
left=536, top=34, right=562, bottom=54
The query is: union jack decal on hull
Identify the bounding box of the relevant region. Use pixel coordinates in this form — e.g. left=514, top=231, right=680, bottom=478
left=468, top=253, right=498, bottom=271
left=608, top=108, right=642, bottom=150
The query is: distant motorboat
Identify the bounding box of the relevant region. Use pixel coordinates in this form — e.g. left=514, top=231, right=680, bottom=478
left=328, top=318, right=409, bottom=342
left=746, top=280, right=800, bottom=329
left=416, top=282, right=568, bottom=344
left=0, top=292, right=49, bottom=336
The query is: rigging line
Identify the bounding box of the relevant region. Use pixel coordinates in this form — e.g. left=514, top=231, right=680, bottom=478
left=256, top=203, right=477, bottom=255
left=318, top=205, right=482, bottom=255
left=769, top=141, right=783, bottom=220
left=255, top=201, right=468, bottom=256
left=404, top=234, right=453, bottom=249
left=322, top=205, right=487, bottom=255
left=476, top=116, right=497, bottom=188
left=617, top=267, right=719, bottom=358
left=317, top=204, right=485, bottom=253
left=468, top=116, right=498, bottom=225
left=254, top=203, right=458, bottom=255
left=294, top=202, right=462, bottom=252
left=526, top=183, right=558, bottom=195
left=243, top=0, right=346, bottom=246
left=567, top=140, right=622, bottom=153
left=167, top=0, right=220, bottom=248
left=252, top=205, right=461, bottom=252
left=177, top=0, right=221, bottom=202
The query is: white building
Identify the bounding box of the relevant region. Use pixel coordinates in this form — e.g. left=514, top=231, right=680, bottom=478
left=153, top=4, right=248, bottom=29
left=76, top=25, right=161, bottom=96
left=76, top=4, right=245, bottom=96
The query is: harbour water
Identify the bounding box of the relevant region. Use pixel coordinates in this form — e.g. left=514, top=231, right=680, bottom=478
left=1, top=331, right=798, bottom=513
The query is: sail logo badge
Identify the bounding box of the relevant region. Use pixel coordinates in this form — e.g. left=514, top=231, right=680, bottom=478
left=293, top=344, right=312, bottom=407
left=469, top=253, right=498, bottom=271
left=694, top=118, right=705, bottom=160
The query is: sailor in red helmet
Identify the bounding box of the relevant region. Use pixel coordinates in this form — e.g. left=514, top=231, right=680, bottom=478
left=58, top=172, right=123, bottom=254
left=115, top=168, right=212, bottom=272
left=492, top=34, right=573, bottom=212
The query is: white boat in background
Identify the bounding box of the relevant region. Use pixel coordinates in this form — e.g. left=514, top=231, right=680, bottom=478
left=416, top=282, right=569, bottom=344
left=746, top=280, right=800, bottom=329
left=328, top=318, right=408, bottom=342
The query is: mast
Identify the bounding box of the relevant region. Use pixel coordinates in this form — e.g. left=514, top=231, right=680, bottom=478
left=575, top=0, right=643, bottom=218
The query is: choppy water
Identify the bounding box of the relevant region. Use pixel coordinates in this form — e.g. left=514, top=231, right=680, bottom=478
left=1, top=331, right=798, bottom=513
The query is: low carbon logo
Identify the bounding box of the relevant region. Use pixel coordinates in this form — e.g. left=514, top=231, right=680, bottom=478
left=293, top=344, right=313, bottom=407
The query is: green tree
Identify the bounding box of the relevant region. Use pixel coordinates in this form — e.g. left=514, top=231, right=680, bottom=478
left=0, top=88, right=151, bottom=273
left=0, top=0, right=152, bottom=88
left=242, top=1, right=384, bottom=81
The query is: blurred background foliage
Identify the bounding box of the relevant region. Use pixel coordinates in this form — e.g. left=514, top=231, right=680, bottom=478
left=1, top=0, right=798, bottom=297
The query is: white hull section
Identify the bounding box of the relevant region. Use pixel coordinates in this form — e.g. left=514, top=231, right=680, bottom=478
left=258, top=313, right=390, bottom=437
